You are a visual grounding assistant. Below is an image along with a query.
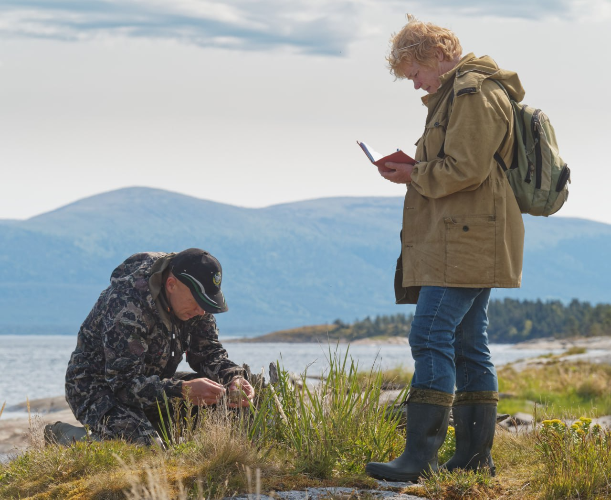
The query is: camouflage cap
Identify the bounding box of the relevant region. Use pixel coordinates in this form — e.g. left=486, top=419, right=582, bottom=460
left=171, top=248, right=228, bottom=314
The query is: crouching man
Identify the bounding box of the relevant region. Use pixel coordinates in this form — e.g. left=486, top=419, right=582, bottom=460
left=61, top=248, right=254, bottom=445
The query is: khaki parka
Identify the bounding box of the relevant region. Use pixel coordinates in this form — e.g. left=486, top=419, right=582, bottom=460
left=395, top=54, right=525, bottom=304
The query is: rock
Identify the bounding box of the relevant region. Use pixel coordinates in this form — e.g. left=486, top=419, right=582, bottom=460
left=269, top=363, right=279, bottom=385
left=592, top=415, right=611, bottom=429
left=509, top=412, right=534, bottom=426
left=379, top=390, right=405, bottom=406
left=498, top=412, right=534, bottom=433
left=287, top=372, right=304, bottom=389
left=373, top=480, right=415, bottom=489
left=228, top=486, right=425, bottom=500
left=6, top=396, right=70, bottom=414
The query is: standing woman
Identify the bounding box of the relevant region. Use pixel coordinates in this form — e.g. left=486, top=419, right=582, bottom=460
left=365, top=15, right=525, bottom=482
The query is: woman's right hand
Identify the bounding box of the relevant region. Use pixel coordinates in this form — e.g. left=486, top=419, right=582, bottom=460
left=379, top=162, right=415, bottom=184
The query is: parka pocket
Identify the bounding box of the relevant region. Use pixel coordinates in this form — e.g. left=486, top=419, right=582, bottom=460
left=444, top=215, right=496, bottom=284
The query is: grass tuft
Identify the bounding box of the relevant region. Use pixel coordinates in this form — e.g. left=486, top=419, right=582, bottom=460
left=498, top=361, right=611, bottom=416
left=564, top=346, right=587, bottom=356
left=421, top=468, right=500, bottom=500
left=250, top=346, right=408, bottom=478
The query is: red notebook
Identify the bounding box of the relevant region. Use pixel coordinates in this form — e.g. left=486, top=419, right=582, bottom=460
left=357, top=141, right=416, bottom=172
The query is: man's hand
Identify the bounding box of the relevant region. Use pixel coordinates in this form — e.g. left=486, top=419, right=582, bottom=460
left=378, top=162, right=415, bottom=184
left=181, top=377, right=226, bottom=405
left=226, top=377, right=255, bottom=408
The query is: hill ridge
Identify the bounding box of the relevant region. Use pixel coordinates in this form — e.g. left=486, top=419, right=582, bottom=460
left=1, top=187, right=609, bottom=335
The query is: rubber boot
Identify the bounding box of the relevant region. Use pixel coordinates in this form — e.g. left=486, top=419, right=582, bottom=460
left=443, top=391, right=498, bottom=476
left=366, top=389, right=452, bottom=482
left=44, top=421, right=95, bottom=446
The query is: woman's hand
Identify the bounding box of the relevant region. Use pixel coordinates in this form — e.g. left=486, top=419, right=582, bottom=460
left=378, top=162, right=415, bottom=184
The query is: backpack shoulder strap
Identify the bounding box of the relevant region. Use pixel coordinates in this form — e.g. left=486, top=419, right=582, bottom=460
left=436, top=91, right=455, bottom=159
left=490, top=79, right=518, bottom=171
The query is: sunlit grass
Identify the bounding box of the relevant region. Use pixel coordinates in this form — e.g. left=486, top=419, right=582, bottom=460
left=498, top=362, right=611, bottom=416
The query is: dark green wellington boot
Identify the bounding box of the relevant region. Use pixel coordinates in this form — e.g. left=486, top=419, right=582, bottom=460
left=443, top=391, right=498, bottom=476
left=366, top=388, right=452, bottom=482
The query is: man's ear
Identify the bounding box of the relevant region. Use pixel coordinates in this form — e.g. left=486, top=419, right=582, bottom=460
left=165, top=274, right=178, bottom=293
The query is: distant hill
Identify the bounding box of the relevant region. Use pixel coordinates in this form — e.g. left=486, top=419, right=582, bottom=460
left=1, top=187, right=609, bottom=336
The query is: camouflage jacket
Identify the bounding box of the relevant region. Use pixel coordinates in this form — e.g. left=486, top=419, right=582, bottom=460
left=65, top=252, right=244, bottom=427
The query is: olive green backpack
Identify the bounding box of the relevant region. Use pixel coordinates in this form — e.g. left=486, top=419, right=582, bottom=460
left=492, top=80, right=570, bottom=216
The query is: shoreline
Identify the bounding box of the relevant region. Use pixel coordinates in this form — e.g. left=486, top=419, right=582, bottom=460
left=511, top=335, right=611, bottom=350
left=229, top=334, right=611, bottom=348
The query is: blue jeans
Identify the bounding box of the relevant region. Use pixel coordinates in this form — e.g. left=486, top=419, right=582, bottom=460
left=409, top=287, right=497, bottom=395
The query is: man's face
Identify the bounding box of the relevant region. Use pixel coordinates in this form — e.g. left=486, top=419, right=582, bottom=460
left=166, top=275, right=207, bottom=321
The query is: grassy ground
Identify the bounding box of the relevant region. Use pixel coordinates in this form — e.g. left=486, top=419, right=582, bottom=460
left=497, top=359, right=611, bottom=416
left=2, top=350, right=611, bottom=499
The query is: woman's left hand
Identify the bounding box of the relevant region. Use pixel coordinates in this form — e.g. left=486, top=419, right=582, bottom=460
left=379, top=162, right=415, bottom=184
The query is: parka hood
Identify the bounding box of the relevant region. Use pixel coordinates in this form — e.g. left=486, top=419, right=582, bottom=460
left=109, top=251, right=175, bottom=329
left=457, top=54, right=525, bottom=102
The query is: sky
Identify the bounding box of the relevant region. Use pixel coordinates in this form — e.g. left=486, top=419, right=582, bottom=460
left=1, top=0, right=610, bottom=224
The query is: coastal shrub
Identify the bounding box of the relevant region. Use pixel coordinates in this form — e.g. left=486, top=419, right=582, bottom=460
left=534, top=417, right=611, bottom=499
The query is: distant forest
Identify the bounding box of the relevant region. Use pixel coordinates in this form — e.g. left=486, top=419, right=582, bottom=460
left=330, top=299, right=611, bottom=343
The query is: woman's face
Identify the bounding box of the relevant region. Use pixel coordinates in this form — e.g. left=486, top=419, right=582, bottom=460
left=399, top=59, right=444, bottom=94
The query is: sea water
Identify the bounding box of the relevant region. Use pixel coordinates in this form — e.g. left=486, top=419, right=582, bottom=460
left=0, top=334, right=561, bottom=411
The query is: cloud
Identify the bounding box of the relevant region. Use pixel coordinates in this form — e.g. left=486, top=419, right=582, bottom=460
left=0, top=0, right=607, bottom=55
left=0, top=0, right=359, bottom=55
left=398, top=0, right=609, bottom=21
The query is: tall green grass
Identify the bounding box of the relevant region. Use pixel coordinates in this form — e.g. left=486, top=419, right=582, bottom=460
left=249, top=346, right=408, bottom=477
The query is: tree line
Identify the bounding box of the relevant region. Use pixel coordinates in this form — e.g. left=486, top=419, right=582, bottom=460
left=329, top=298, right=611, bottom=343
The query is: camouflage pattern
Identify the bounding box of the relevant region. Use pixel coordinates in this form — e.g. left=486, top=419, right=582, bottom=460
left=65, top=252, right=244, bottom=442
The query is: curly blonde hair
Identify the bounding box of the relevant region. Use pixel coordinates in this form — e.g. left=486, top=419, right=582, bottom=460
left=387, top=14, right=462, bottom=78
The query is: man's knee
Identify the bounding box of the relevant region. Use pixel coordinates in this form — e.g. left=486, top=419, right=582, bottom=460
left=93, top=405, right=159, bottom=446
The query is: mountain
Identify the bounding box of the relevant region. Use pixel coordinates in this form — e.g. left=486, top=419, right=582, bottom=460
left=1, top=187, right=609, bottom=336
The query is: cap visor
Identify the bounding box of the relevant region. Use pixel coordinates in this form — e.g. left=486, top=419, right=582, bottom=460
left=194, top=291, right=228, bottom=314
